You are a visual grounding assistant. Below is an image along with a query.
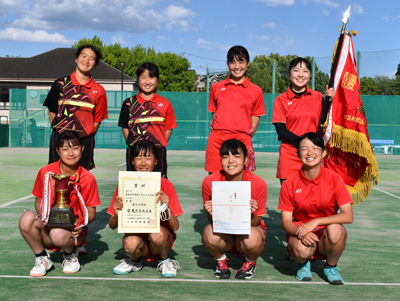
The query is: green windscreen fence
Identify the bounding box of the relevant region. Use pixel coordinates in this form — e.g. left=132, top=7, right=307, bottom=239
left=7, top=90, right=400, bottom=154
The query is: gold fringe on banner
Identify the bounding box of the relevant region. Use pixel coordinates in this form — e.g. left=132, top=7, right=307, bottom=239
left=328, top=123, right=379, bottom=205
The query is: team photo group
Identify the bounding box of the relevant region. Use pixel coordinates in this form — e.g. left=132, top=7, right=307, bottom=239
left=19, top=43, right=355, bottom=286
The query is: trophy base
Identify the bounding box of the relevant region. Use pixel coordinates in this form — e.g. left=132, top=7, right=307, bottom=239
left=45, top=207, right=76, bottom=230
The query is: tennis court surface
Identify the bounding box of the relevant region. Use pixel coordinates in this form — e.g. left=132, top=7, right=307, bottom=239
left=1, top=148, right=399, bottom=300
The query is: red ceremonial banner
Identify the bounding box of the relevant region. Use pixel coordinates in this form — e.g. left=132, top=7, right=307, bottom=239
left=322, top=33, right=379, bottom=205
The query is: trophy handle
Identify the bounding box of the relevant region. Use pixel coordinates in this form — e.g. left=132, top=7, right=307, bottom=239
left=68, top=173, right=79, bottom=186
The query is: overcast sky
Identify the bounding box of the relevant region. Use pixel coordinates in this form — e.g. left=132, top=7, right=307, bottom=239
left=1, top=0, right=400, bottom=77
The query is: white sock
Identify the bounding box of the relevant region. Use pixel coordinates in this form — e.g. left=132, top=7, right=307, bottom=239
left=244, top=255, right=256, bottom=263
left=215, top=254, right=227, bottom=261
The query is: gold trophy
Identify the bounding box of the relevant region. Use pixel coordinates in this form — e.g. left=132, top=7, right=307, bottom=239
left=45, top=173, right=76, bottom=230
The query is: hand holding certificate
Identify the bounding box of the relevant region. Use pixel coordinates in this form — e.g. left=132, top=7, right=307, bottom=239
left=212, top=181, right=251, bottom=235
left=118, top=171, right=161, bottom=233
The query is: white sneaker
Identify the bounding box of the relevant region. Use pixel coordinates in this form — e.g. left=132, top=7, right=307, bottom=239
left=77, top=246, right=87, bottom=255
left=113, top=258, right=143, bottom=275
left=62, top=248, right=80, bottom=274
left=30, top=253, right=53, bottom=277
left=157, top=258, right=179, bottom=278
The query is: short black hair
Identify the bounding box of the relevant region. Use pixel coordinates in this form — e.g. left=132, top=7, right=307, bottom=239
left=289, top=57, right=311, bottom=74
left=220, top=139, right=248, bottom=158
left=296, top=132, right=325, bottom=152
left=136, top=62, right=160, bottom=80
left=130, top=140, right=158, bottom=163
left=56, top=131, right=82, bottom=149
left=227, top=45, right=250, bottom=64
left=75, top=44, right=102, bottom=66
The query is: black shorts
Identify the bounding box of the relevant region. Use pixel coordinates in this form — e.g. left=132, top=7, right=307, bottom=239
left=126, top=146, right=168, bottom=178
left=49, top=130, right=95, bottom=170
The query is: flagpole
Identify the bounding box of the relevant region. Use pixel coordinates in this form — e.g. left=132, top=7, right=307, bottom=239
left=319, top=5, right=351, bottom=136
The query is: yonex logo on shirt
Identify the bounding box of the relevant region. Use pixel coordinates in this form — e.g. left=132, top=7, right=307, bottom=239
left=295, top=189, right=302, bottom=193
left=158, top=103, right=164, bottom=107
left=220, top=88, right=226, bottom=91
left=288, top=101, right=293, bottom=105
left=93, top=90, right=98, bottom=94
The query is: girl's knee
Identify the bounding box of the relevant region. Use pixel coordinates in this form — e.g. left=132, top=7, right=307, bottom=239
left=148, top=232, right=168, bottom=246
left=122, top=235, right=143, bottom=252
left=325, top=224, right=347, bottom=244
left=48, top=229, right=72, bottom=247
left=19, top=211, right=37, bottom=230
left=289, top=239, right=315, bottom=260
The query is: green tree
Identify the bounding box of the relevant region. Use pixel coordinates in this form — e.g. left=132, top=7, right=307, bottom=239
left=73, top=37, right=195, bottom=92
left=155, top=52, right=194, bottom=92
left=360, top=77, right=378, bottom=95
left=313, top=70, right=330, bottom=94
left=247, top=53, right=329, bottom=94
left=72, top=35, right=103, bottom=50
left=374, top=75, right=393, bottom=95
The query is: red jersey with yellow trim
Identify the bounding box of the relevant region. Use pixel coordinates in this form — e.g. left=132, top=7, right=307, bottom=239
left=118, top=92, right=177, bottom=148
left=278, top=167, right=353, bottom=225
left=107, top=178, right=183, bottom=235
left=208, top=77, right=265, bottom=135
left=202, top=170, right=267, bottom=218
left=32, top=160, right=101, bottom=219
left=44, top=71, right=108, bottom=138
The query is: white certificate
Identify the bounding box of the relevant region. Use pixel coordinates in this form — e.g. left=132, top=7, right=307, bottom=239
left=118, top=171, right=161, bottom=233
left=212, top=181, right=251, bottom=235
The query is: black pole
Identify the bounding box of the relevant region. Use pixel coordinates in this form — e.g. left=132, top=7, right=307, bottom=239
left=121, top=65, right=124, bottom=91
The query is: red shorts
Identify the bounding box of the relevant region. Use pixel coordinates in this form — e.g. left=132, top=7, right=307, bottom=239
left=205, top=131, right=255, bottom=173
left=286, top=225, right=326, bottom=260
left=46, top=226, right=88, bottom=252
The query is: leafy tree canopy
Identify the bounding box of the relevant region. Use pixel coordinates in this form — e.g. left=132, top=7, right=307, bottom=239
left=247, top=53, right=330, bottom=94
left=73, top=36, right=195, bottom=92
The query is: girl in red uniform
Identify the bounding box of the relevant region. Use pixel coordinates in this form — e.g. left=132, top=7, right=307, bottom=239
left=108, top=140, right=183, bottom=277
left=272, top=57, right=334, bottom=184
left=205, top=46, right=265, bottom=174
left=19, top=131, right=101, bottom=277
left=118, top=62, right=177, bottom=178
left=203, top=139, right=267, bottom=280
left=44, top=44, right=108, bottom=170
left=279, top=132, right=353, bottom=285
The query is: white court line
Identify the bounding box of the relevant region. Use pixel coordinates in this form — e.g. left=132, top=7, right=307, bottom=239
left=0, top=275, right=399, bottom=286
left=0, top=195, right=33, bottom=209
left=375, top=188, right=400, bottom=200
left=118, top=163, right=126, bottom=166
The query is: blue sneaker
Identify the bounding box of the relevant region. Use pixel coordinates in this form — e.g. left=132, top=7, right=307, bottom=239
left=323, top=266, right=344, bottom=285
left=294, top=261, right=312, bottom=281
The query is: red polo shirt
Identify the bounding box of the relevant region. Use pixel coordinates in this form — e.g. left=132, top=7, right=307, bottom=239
left=108, top=178, right=183, bottom=235
left=272, top=87, right=325, bottom=179
left=278, top=167, right=353, bottom=226
left=202, top=170, right=267, bottom=217
left=208, top=77, right=265, bottom=135
left=33, top=160, right=101, bottom=212
left=118, top=92, right=177, bottom=148
left=44, top=71, right=108, bottom=137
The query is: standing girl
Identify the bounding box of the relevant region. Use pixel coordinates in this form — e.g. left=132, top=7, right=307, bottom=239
left=44, top=44, right=108, bottom=170
left=118, top=62, right=177, bottom=178
left=278, top=132, right=353, bottom=285
left=205, top=46, right=265, bottom=174
left=108, top=140, right=183, bottom=277
left=272, top=57, right=334, bottom=183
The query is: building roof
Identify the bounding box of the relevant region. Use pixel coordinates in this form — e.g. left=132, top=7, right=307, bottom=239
left=0, top=48, right=135, bottom=82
